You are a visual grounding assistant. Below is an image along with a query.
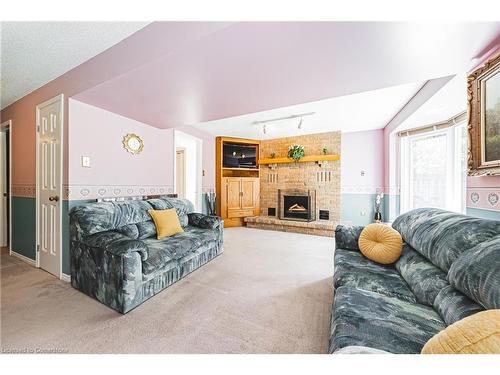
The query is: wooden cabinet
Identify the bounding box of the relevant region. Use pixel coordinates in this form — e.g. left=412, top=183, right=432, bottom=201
left=216, top=137, right=260, bottom=227
left=223, top=177, right=259, bottom=220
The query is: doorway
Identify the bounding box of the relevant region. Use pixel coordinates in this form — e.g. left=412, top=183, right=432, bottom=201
left=173, top=130, right=203, bottom=212
left=0, top=120, right=11, bottom=249
left=175, top=148, right=186, bottom=198
left=36, top=94, right=64, bottom=278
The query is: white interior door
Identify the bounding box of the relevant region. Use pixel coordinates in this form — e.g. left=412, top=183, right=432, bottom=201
left=37, top=95, right=63, bottom=278
left=176, top=149, right=186, bottom=198
left=0, top=130, right=7, bottom=247
left=173, top=130, right=203, bottom=212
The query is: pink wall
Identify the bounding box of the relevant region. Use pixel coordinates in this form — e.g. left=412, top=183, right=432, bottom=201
left=68, top=100, right=174, bottom=199
left=341, top=129, right=384, bottom=194
left=68, top=100, right=215, bottom=200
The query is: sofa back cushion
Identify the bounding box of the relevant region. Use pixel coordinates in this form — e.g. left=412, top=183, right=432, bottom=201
left=447, top=236, right=500, bottom=310
left=392, top=208, right=500, bottom=272
left=433, top=285, right=484, bottom=326
left=70, top=200, right=154, bottom=236
left=147, top=198, right=193, bottom=227
left=395, top=244, right=449, bottom=306
left=70, top=197, right=195, bottom=237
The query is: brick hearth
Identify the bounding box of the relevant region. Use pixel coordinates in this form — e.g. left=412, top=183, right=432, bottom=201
left=244, top=216, right=335, bottom=237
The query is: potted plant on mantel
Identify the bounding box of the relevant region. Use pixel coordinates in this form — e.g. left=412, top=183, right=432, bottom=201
left=288, top=144, right=305, bottom=162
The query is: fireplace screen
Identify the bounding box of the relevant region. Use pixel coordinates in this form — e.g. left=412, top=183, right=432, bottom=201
left=278, top=189, right=316, bottom=222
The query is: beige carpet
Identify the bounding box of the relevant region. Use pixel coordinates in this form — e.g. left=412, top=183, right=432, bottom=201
left=1, top=228, right=334, bottom=353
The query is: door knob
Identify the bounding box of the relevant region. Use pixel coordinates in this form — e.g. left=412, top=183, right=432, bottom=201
left=49, top=195, right=59, bottom=202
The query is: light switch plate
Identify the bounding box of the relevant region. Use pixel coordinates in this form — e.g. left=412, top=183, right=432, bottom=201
left=81, top=156, right=91, bottom=168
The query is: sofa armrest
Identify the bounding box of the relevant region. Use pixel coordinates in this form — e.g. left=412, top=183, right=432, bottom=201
left=83, top=231, right=148, bottom=261
left=335, top=225, right=365, bottom=251
left=188, top=213, right=223, bottom=229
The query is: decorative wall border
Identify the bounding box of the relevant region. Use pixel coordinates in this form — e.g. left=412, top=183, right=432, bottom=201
left=341, top=186, right=400, bottom=195
left=65, top=184, right=175, bottom=200
left=466, top=187, right=500, bottom=211
left=11, top=184, right=217, bottom=200
left=12, top=184, right=36, bottom=198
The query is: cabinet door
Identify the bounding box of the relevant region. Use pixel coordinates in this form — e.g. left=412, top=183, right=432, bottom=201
left=226, top=178, right=242, bottom=211
left=241, top=178, right=257, bottom=209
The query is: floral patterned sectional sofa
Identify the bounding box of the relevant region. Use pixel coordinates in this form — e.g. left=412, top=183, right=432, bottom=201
left=330, top=208, right=500, bottom=354
left=69, top=197, right=223, bottom=313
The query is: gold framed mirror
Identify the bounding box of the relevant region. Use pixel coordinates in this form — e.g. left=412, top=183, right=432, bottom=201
left=122, top=133, right=144, bottom=155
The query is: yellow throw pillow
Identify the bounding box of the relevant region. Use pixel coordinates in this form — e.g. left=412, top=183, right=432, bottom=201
left=358, top=223, right=402, bottom=264
left=422, top=310, right=500, bottom=354
left=148, top=208, right=184, bottom=239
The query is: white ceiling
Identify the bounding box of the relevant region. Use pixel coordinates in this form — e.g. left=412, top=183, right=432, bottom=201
left=192, top=81, right=424, bottom=138
left=0, top=21, right=150, bottom=109
left=397, top=74, right=467, bottom=131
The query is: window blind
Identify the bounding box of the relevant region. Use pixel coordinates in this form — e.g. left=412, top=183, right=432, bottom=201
left=398, top=111, right=466, bottom=138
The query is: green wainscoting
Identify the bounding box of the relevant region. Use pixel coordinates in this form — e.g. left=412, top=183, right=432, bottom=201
left=11, top=197, right=37, bottom=260
left=341, top=193, right=399, bottom=226
left=466, top=207, right=500, bottom=221
left=385, top=194, right=400, bottom=223
left=341, top=194, right=377, bottom=226
left=11, top=197, right=93, bottom=275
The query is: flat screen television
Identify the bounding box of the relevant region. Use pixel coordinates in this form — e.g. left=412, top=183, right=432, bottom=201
left=223, top=143, right=258, bottom=169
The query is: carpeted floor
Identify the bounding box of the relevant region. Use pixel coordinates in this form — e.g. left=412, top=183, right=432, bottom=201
left=0, top=228, right=334, bottom=353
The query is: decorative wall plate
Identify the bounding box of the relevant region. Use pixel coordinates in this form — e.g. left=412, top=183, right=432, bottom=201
left=123, top=133, right=144, bottom=154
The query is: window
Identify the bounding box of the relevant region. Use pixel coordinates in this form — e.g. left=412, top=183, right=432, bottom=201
left=400, top=122, right=467, bottom=214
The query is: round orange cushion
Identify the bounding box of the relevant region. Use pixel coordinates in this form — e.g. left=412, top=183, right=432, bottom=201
left=422, top=310, right=500, bottom=354
left=358, top=223, right=402, bottom=264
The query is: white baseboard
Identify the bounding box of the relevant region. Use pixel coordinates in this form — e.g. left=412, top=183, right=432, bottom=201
left=10, top=251, right=71, bottom=282
left=10, top=250, right=36, bottom=266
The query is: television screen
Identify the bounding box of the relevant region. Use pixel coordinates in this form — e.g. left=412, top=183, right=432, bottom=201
left=223, top=143, right=257, bottom=168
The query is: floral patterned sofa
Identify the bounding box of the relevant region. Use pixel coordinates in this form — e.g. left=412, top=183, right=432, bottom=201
left=330, top=208, right=500, bottom=354
left=69, top=197, right=223, bottom=313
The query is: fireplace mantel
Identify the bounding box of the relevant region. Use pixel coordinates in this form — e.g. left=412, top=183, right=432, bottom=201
left=258, top=154, right=340, bottom=166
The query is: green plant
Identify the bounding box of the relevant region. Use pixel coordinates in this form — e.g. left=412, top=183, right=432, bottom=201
left=288, top=144, right=305, bottom=161
left=322, top=147, right=328, bottom=155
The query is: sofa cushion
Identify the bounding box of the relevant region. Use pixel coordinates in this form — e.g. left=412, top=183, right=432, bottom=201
left=147, top=198, right=193, bottom=227
left=70, top=200, right=154, bottom=235
left=392, top=208, right=500, bottom=272
left=395, top=244, right=449, bottom=306
left=330, top=286, right=446, bottom=354
left=188, top=213, right=223, bottom=229
left=421, top=310, right=500, bottom=354
left=433, top=285, right=484, bottom=326
left=448, top=236, right=500, bottom=309
left=358, top=224, right=403, bottom=264
left=334, top=249, right=416, bottom=303
left=141, top=226, right=219, bottom=275
left=136, top=221, right=157, bottom=239
left=116, top=224, right=139, bottom=239
left=148, top=208, right=184, bottom=239
left=335, top=225, right=364, bottom=251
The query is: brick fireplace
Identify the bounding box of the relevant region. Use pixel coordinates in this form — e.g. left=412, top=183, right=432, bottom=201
left=245, top=131, right=341, bottom=237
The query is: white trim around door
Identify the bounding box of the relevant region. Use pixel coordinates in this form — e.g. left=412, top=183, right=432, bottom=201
left=173, top=130, right=203, bottom=212
left=0, top=120, right=12, bottom=251
left=36, top=94, right=64, bottom=279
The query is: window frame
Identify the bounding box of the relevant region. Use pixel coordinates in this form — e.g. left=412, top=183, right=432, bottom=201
left=400, top=121, right=466, bottom=214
